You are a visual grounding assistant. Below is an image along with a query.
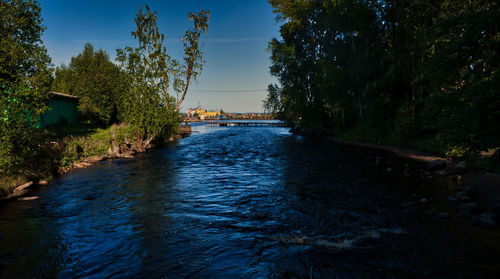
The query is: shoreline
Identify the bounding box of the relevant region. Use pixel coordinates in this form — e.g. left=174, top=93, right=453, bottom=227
left=328, top=136, right=447, bottom=164
left=0, top=124, right=192, bottom=201
left=326, top=135, right=500, bottom=229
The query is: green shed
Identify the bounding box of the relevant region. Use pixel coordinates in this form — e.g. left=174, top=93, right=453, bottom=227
left=38, top=91, right=79, bottom=128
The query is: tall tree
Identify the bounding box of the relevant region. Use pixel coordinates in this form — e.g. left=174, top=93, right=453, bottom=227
left=117, top=5, right=209, bottom=151
left=52, top=43, right=127, bottom=125
left=175, top=9, right=210, bottom=111
left=0, top=0, right=52, bottom=174
left=267, top=0, right=383, bottom=132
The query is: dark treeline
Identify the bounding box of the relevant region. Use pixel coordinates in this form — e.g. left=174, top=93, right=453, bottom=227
left=265, top=0, right=500, bottom=157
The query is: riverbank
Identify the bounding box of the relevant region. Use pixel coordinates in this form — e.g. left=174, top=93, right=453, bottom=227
left=0, top=124, right=192, bottom=201
left=326, top=135, right=500, bottom=229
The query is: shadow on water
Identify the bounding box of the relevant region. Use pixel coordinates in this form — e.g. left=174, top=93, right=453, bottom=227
left=1, top=122, right=500, bottom=278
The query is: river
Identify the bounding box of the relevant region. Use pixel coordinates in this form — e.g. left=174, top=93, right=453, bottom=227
left=0, top=122, right=499, bottom=278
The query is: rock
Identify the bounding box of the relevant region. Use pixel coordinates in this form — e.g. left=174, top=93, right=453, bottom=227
left=111, top=141, right=121, bottom=154
left=460, top=196, right=471, bottom=203
left=427, top=159, right=447, bottom=171
left=18, top=196, right=39, bottom=201
left=406, top=201, right=417, bottom=207
left=456, top=190, right=474, bottom=203
left=85, top=156, right=104, bottom=164
left=426, top=209, right=436, bottom=216
left=404, top=164, right=410, bottom=176
left=167, top=136, right=174, bottom=141
left=436, top=212, right=452, bottom=220
left=433, top=170, right=448, bottom=176
left=1, top=189, right=27, bottom=200
left=420, top=198, right=428, bottom=203
left=457, top=202, right=481, bottom=217
left=447, top=161, right=467, bottom=174
left=473, top=212, right=497, bottom=228
left=38, top=180, right=49, bottom=186
left=73, top=162, right=92, bottom=169
left=404, top=207, right=417, bottom=216
left=119, top=143, right=129, bottom=153
left=13, top=181, right=33, bottom=193
left=456, top=190, right=470, bottom=201
left=463, top=186, right=477, bottom=198
left=1, top=181, right=35, bottom=200
left=107, top=141, right=122, bottom=157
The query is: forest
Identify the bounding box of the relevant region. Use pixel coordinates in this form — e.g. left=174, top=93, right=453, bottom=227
left=265, top=0, right=499, bottom=162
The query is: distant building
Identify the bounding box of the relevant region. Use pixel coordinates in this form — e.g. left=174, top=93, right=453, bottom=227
left=186, top=108, right=221, bottom=120
left=38, top=91, right=79, bottom=128
left=204, top=110, right=219, bottom=118
left=186, top=108, right=198, bottom=117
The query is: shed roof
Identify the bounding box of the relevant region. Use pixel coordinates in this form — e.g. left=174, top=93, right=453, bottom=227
left=50, top=91, right=79, bottom=99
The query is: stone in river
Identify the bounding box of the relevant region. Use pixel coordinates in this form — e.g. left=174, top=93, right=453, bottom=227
left=427, top=159, right=447, bottom=171
left=436, top=212, right=452, bottom=220
left=448, top=161, right=467, bottom=174
left=18, top=196, right=39, bottom=201
left=447, top=196, right=457, bottom=202
left=473, top=212, right=497, bottom=228
left=457, top=202, right=481, bottom=217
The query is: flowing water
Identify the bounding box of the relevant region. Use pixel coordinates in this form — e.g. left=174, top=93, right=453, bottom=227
left=0, top=122, right=499, bottom=278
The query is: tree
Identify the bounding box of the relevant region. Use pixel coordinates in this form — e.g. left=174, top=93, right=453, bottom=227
left=374, top=0, right=500, bottom=152
left=117, top=5, right=209, bottom=151
left=267, top=0, right=500, bottom=156
left=175, top=9, right=210, bottom=111
left=0, top=0, right=52, bottom=174
left=267, top=0, right=383, bottom=132
left=52, top=43, right=127, bottom=125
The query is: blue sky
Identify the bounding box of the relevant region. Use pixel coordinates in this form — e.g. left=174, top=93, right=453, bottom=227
left=39, top=0, right=280, bottom=113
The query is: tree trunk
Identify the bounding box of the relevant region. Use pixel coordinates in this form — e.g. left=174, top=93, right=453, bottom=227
left=136, top=129, right=144, bottom=152
left=135, top=128, right=154, bottom=153
left=142, top=136, right=154, bottom=150
left=175, top=66, right=193, bottom=112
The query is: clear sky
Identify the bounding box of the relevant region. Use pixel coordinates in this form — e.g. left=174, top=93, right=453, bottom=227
left=39, top=0, right=280, bottom=113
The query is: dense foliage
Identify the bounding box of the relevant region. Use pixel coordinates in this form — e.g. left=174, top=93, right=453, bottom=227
left=265, top=0, right=500, bottom=156
left=0, top=2, right=210, bottom=193
left=0, top=0, right=52, bottom=174
left=52, top=43, right=128, bottom=125
left=117, top=5, right=209, bottom=151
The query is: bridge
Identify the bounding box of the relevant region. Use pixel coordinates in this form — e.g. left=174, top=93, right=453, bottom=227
left=205, top=121, right=288, bottom=127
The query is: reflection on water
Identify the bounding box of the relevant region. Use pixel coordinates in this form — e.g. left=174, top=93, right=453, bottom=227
left=0, top=122, right=498, bottom=278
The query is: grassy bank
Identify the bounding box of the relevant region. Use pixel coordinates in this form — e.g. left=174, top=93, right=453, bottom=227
left=0, top=124, right=133, bottom=197
left=52, top=124, right=136, bottom=168
left=1, top=123, right=149, bottom=199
